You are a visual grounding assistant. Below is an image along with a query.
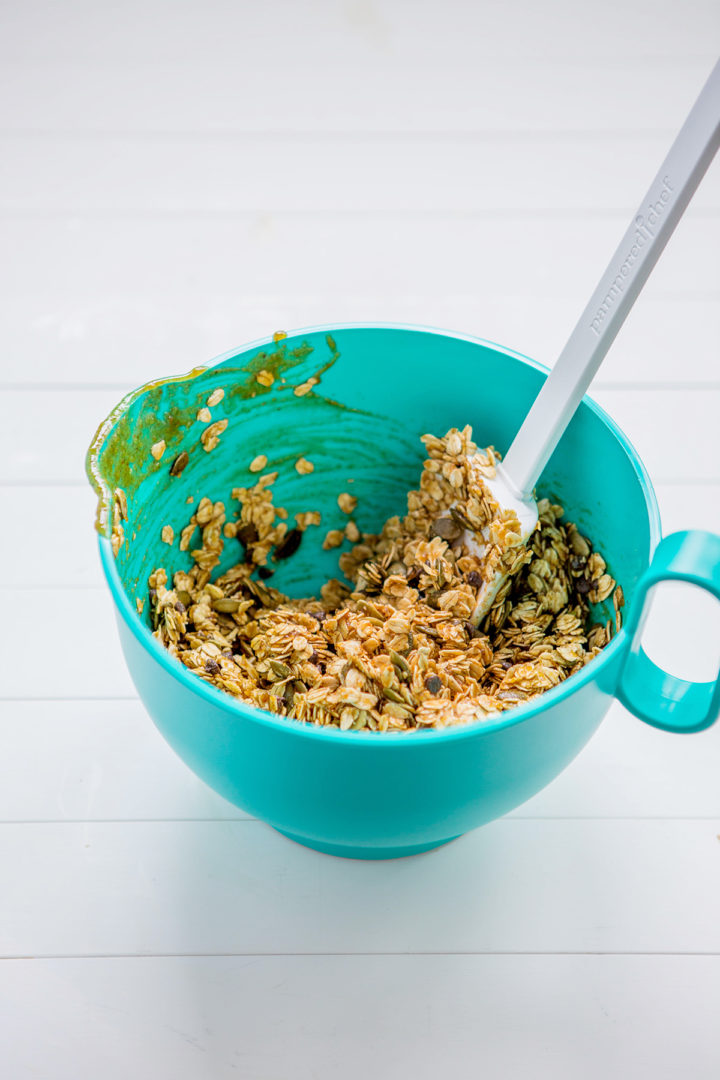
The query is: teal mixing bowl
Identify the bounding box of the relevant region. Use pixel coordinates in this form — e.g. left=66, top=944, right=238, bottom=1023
left=87, top=326, right=720, bottom=858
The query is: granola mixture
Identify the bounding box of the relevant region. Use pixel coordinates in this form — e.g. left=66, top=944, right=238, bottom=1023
left=147, top=426, right=622, bottom=731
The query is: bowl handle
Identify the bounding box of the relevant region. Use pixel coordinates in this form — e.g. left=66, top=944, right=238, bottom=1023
left=617, top=530, right=720, bottom=733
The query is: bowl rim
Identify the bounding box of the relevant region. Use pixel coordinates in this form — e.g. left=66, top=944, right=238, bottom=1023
left=95, top=322, right=662, bottom=745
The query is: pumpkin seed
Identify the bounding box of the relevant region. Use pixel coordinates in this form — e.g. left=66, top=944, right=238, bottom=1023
left=212, top=597, right=242, bottom=613
left=270, top=659, right=291, bottom=678
left=389, top=649, right=410, bottom=677
left=169, top=451, right=189, bottom=477
left=383, top=687, right=405, bottom=704
left=430, top=515, right=462, bottom=541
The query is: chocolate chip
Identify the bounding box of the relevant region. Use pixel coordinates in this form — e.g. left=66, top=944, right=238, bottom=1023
left=464, top=620, right=481, bottom=638
left=237, top=522, right=259, bottom=547
left=466, top=570, right=483, bottom=587
left=274, top=527, right=302, bottom=561
left=174, top=601, right=186, bottom=613
left=424, top=675, right=442, bottom=695
left=258, top=566, right=274, bottom=579
left=576, top=577, right=591, bottom=594
left=169, top=451, right=189, bottom=477
left=430, top=516, right=462, bottom=541
left=309, top=651, right=319, bottom=666
left=570, top=556, right=587, bottom=573
left=204, top=659, right=221, bottom=674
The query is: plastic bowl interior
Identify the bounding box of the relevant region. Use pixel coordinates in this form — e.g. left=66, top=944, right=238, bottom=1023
left=88, top=325, right=660, bottom=857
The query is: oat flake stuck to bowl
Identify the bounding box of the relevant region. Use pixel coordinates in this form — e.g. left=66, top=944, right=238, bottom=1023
left=146, top=426, right=621, bottom=732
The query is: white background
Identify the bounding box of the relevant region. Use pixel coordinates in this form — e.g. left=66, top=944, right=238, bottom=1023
left=1, top=2, right=719, bottom=1076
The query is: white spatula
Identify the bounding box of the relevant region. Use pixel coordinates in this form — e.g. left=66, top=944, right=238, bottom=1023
left=470, top=58, right=720, bottom=624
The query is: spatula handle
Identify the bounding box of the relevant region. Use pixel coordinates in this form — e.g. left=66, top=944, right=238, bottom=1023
left=502, top=59, right=720, bottom=500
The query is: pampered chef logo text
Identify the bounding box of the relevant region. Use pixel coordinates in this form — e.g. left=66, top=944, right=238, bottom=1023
left=590, top=175, right=674, bottom=336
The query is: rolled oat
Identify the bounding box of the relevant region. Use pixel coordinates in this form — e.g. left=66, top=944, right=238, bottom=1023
left=201, top=420, right=228, bottom=453
left=207, top=388, right=225, bottom=408
left=337, top=493, right=358, bottom=514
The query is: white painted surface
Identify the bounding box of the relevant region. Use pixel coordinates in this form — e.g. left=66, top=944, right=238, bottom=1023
left=3, top=215, right=717, bottom=386
left=4, top=135, right=720, bottom=214
left=1, top=1, right=719, bottom=1076
left=2, top=956, right=719, bottom=1080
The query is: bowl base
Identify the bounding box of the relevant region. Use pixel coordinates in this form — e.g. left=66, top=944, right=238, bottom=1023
left=274, top=828, right=461, bottom=860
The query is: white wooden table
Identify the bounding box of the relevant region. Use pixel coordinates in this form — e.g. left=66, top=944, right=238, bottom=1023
left=1, top=3, right=719, bottom=1076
